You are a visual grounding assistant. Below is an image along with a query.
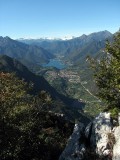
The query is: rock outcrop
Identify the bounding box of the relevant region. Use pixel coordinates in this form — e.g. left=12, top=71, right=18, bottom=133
left=90, top=112, right=112, bottom=159
left=59, top=112, right=120, bottom=160
left=112, top=114, right=120, bottom=160
left=59, top=123, right=86, bottom=160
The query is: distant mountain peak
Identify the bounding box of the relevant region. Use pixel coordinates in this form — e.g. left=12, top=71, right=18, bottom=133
left=5, top=36, right=11, bottom=39
left=89, top=30, right=112, bottom=36
left=16, top=30, right=112, bottom=42
left=17, top=36, right=76, bottom=41
left=0, top=36, right=55, bottom=67
left=81, top=34, right=87, bottom=37
left=79, top=34, right=87, bottom=39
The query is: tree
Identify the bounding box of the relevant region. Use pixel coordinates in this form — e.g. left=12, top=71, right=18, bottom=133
left=90, top=31, right=120, bottom=110
left=0, top=73, right=34, bottom=159
left=0, top=72, right=72, bottom=160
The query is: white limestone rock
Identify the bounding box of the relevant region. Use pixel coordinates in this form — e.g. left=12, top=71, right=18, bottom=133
left=85, top=122, right=92, bottom=139
left=59, top=112, right=120, bottom=160
left=112, top=126, right=120, bottom=160
left=118, top=113, right=120, bottom=126
left=90, top=112, right=112, bottom=157
left=59, top=123, right=85, bottom=160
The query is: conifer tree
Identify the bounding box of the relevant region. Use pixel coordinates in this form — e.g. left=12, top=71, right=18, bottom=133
left=91, top=31, right=120, bottom=109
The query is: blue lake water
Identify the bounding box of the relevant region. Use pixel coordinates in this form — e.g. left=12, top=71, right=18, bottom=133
left=42, top=59, right=66, bottom=69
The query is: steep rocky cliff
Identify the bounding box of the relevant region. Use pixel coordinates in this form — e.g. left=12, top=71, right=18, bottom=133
left=59, top=112, right=120, bottom=160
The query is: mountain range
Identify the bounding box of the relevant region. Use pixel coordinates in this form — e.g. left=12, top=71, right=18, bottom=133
left=0, top=30, right=113, bottom=70
left=0, top=36, right=54, bottom=69
left=17, top=30, right=113, bottom=64
left=0, top=30, right=114, bottom=118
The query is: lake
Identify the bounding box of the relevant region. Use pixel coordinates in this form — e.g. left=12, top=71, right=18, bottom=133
left=42, top=59, right=67, bottom=69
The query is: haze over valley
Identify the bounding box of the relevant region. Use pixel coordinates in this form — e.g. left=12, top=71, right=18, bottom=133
left=0, top=30, right=114, bottom=117
left=0, top=0, right=120, bottom=159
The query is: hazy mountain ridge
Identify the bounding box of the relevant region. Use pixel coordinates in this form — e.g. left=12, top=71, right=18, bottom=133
left=0, top=30, right=114, bottom=117
left=0, top=36, right=55, bottom=68
left=17, top=30, right=113, bottom=63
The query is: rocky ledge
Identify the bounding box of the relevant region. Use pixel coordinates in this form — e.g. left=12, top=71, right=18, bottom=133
left=59, top=112, right=120, bottom=160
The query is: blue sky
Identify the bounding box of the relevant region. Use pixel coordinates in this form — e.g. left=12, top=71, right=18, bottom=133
left=0, top=0, right=120, bottom=38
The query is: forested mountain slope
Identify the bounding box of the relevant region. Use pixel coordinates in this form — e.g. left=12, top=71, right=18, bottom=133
left=0, top=36, right=54, bottom=68
left=0, top=55, right=91, bottom=122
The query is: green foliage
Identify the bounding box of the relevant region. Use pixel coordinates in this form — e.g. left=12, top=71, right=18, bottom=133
left=0, top=72, right=30, bottom=120
left=91, top=31, right=120, bottom=110
left=0, top=72, right=73, bottom=160
left=109, top=107, right=120, bottom=119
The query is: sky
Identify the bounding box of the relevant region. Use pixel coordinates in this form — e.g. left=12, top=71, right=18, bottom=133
left=0, top=0, right=120, bottom=39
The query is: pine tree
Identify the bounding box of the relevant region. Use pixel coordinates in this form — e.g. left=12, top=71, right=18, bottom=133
left=0, top=73, right=72, bottom=159
left=92, top=31, right=120, bottom=109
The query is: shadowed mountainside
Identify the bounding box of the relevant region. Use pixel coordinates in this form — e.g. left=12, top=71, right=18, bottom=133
left=0, top=55, right=91, bottom=122
left=0, top=36, right=55, bottom=68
